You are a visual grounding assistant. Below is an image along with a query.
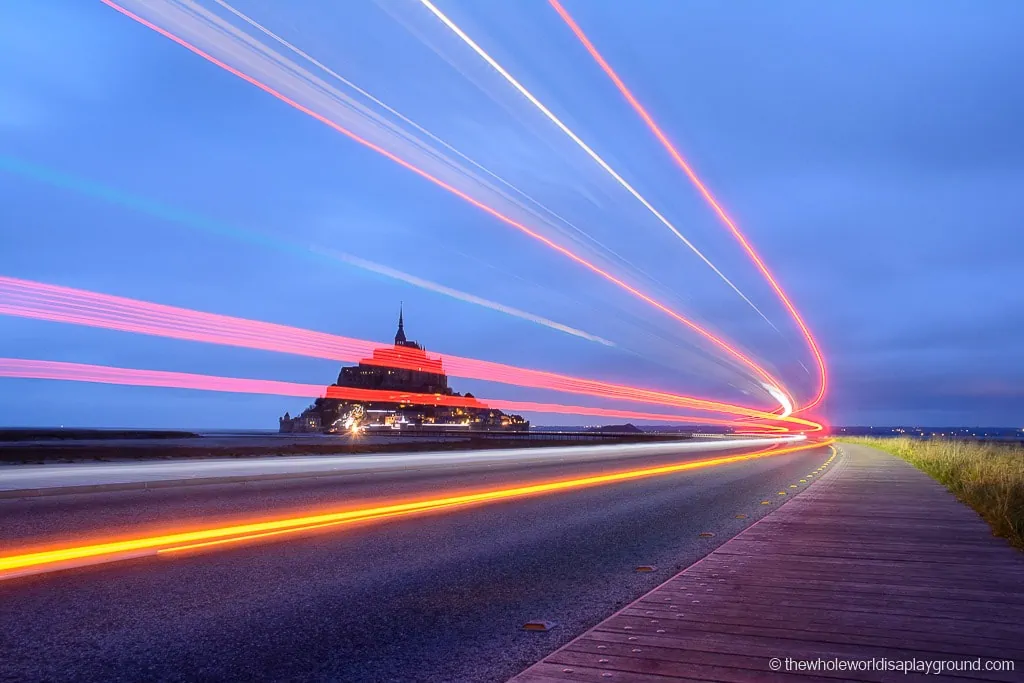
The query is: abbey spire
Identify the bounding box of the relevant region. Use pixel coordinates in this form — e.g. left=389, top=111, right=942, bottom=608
left=394, top=302, right=407, bottom=345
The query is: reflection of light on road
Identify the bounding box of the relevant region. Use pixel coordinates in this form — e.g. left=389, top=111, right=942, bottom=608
left=0, top=439, right=826, bottom=580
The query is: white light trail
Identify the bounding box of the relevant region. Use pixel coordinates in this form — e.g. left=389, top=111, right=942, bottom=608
left=763, top=383, right=793, bottom=419
left=211, top=0, right=667, bottom=287
left=0, top=435, right=806, bottom=493
left=416, top=0, right=778, bottom=331
left=101, top=0, right=795, bottom=411
left=315, top=246, right=616, bottom=346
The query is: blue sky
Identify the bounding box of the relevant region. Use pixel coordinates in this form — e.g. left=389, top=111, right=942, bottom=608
left=1, top=0, right=1022, bottom=428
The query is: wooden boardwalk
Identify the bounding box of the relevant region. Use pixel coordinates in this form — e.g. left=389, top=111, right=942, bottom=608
left=511, top=444, right=1024, bottom=682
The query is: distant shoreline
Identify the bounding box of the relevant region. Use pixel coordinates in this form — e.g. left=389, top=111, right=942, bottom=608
left=0, top=428, right=201, bottom=442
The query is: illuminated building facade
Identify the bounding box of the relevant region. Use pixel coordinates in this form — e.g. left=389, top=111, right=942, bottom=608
left=279, top=307, right=529, bottom=433
left=336, top=307, right=452, bottom=396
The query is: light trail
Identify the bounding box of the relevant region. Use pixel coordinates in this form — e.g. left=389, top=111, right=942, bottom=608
left=317, top=248, right=614, bottom=346
left=0, top=357, right=786, bottom=431
left=0, top=156, right=612, bottom=347
left=0, top=276, right=824, bottom=430
left=200, top=0, right=672, bottom=301
left=208, top=0, right=647, bottom=279
left=100, top=0, right=796, bottom=411
left=547, top=0, right=828, bottom=410
left=763, top=382, right=794, bottom=420
left=0, top=438, right=827, bottom=580
left=416, top=0, right=777, bottom=334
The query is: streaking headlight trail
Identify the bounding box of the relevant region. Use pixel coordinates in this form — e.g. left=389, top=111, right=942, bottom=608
left=317, top=249, right=615, bottom=347
left=763, top=383, right=794, bottom=420
left=415, top=0, right=777, bottom=331
left=0, top=276, right=823, bottom=431
left=208, top=0, right=651, bottom=283
left=97, top=0, right=797, bottom=412
left=0, top=152, right=611, bottom=347
left=0, top=357, right=789, bottom=432
left=547, top=0, right=828, bottom=411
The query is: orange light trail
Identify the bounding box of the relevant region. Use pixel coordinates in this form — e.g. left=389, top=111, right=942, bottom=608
left=0, top=276, right=823, bottom=430
left=548, top=0, right=827, bottom=410
left=0, top=357, right=790, bottom=432
left=98, top=0, right=796, bottom=411
left=0, top=439, right=829, bottom=580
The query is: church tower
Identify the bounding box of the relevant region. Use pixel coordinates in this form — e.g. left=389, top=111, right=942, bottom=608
left=394, top=303, right=407, bottom=346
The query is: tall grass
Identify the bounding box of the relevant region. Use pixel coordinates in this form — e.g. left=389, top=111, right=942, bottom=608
left=844, top=437, right=1024, bottom=550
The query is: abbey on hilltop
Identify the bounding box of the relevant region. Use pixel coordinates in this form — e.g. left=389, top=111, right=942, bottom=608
left=279, top=306, right=529, bottom=434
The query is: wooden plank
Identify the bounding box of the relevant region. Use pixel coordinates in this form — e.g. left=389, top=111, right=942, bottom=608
left=630, top=598, right=1024, bottom=629
left=653, top=574, right=1022, bottom=597
left=546, top=648, right=847, bottom=683
left=655, top=575, right=1024, bottom=600
left=635, top=589, right=1024, bottom=623
left=599, top=614, right=1024, bottom=656
left=576, top=629, right=1020, bottom=681
left=563, top=638, right=996, bottom=683
left=592, top=616, right=1020, bottom=661
left=514, top=662, right=712, bottom=682
left=682, top=555, right=1024, bottom=583
left=616, top=604, right=1024, bottom=642
left=510, top=445, right=1024, bottom=682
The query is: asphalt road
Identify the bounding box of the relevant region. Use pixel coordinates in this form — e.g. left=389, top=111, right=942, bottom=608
left=0, top=442, right=832, bottom=682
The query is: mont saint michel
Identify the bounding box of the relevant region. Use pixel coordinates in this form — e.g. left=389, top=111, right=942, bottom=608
left=279, top=307, right=528, bottom=434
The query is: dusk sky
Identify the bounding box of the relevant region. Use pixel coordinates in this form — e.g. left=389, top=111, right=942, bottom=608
left=1, top=0, right=1022, bottom=428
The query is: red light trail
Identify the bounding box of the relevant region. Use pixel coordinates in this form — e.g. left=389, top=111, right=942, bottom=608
left=0, top=276, right=823, bottom=431
left=0, top=357, right=786, bottom=432
left=97, top=0, right=797, bottom=412
left=547, top=0, right=828, bottom=411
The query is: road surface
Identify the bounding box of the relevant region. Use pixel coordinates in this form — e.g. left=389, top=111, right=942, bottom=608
left=0, top=440, right=831, bottom=682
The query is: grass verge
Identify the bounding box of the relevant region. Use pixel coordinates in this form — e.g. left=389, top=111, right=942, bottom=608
left=843, top=437, right=1024, bottom=550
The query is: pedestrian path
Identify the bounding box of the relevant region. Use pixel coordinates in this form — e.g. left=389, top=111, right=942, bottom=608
left=511, top=444, right=1024, bottom=682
